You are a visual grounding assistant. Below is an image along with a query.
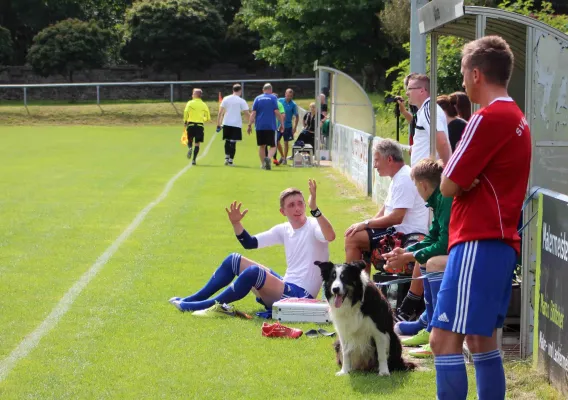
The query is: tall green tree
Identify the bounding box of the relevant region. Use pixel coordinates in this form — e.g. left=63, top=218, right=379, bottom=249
left=0, top=26, right=14, bottom=65
left=0, top=0, right=131, bottom=64
left=121, top=0, right=225, bottom=80
left=26, top=19, right=115, bottom=82
left=240, top=0, right=404, bottom=90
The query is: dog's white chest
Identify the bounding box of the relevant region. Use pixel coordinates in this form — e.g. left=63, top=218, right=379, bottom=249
left=331, top=304, right=378, bottom=350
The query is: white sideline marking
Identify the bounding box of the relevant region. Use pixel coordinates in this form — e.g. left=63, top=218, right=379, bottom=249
left=0, top=132, right=219, bottom=383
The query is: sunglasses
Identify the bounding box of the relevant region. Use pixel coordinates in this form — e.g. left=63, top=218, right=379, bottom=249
left=406, top=87, right=423, bottom=91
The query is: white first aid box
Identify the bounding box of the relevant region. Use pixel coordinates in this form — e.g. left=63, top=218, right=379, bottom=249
left=272, top=298, right=331, bottom=323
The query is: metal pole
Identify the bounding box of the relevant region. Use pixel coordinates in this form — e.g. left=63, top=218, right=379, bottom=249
left=170, top=84, right=174, bottom=104
left=96, top=85, right=103, bottom=114
left=410, top=0, right=428, bottom=74
left=521, top=26, right=536, bottom=360
left=314, top=68, right=321, bottom=167
left=24, top=87, right=29, bottom=115
left=429, top=33, right=438, bottom=159
left=241, top=81, right=245, bottom=100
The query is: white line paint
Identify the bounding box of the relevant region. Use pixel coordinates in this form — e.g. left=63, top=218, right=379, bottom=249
left=0, top=132, right=219, bottom=383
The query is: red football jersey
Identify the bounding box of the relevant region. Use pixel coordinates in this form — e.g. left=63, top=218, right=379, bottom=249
left=443, top=98, right=532, bottom=253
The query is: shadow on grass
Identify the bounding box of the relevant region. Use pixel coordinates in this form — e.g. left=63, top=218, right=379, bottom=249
left=347, top=369, right=414, bottom=395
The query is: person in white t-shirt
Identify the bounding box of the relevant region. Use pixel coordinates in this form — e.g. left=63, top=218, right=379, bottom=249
left=216, top=84, right=250, bottom=166
left=169, top=179, right=336, bottom=312
left=406, top=74, right=451, bottom=167
left=344, top=139, right=429, bottom=275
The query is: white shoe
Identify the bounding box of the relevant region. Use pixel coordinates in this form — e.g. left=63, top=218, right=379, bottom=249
left=169, top=297, right=181, bottom=304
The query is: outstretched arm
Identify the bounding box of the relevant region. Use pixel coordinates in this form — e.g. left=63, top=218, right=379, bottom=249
left=308, top=179, right=335, bottom=242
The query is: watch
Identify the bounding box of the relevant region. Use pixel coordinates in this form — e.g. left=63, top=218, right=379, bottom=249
left=310, top=208, right=322, bottom=218
left=364, top=219, right=370, bottom=227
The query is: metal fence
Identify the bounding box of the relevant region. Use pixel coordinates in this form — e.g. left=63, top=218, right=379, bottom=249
left=0, top=78, right=315, bottom=111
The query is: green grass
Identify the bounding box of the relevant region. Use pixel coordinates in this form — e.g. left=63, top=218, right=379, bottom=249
left=0, top=124, right=561, bottom=399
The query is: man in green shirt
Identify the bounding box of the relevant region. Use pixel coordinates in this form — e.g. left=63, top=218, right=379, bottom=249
left=383, top=158, right=452, bottom=358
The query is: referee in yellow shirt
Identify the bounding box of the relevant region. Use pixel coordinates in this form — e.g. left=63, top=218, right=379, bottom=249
left=184, top=88, right=211, bottom=165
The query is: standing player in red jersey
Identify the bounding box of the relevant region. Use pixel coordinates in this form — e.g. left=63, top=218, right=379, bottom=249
left=428, top=36, right=532, bottom=400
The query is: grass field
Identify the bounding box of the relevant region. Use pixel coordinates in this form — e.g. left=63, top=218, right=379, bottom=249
left=0, top=120, right=561, bottom=399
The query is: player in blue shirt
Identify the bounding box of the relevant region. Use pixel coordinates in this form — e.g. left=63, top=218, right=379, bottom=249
left=277, top=89, right=299, bottom=165
left=248, top=83, right=284, bottom=170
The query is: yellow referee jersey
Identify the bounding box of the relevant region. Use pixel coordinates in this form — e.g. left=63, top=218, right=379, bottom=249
left=184, top=98, right=211, bottom=124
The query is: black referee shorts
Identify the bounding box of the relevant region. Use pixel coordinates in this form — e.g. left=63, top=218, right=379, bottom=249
left=186, top=123, right=204, bottom=143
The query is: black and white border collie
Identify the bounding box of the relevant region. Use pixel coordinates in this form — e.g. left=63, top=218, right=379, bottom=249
left=316, top=261, right=415, bottom=376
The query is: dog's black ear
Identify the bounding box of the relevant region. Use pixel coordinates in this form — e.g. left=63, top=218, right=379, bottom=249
left=315, top=261, right=334, bottom=280
left=353, top=260, right=368, bottom=272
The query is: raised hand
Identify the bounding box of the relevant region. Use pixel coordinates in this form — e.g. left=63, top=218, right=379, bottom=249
left=308, top=179, right=317, bottom=211
left=225, top=201, right=248, bottom=224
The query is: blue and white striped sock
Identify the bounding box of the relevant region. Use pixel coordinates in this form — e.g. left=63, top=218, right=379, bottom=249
left=473, top=349, right=505, bottom=400
left=181, top=253, right=241, bottom=302
left=435, top=353, right=468, bottom=400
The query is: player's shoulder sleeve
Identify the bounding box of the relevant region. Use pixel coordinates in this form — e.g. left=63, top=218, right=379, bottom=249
left=256, top=224, right=285, bottom=248
left=422, top=100, right=432, bottom=127
left=240, top=98, right=249, bottom=111
left=278, top=101, right=284, bottom=113
left=443, top=110, right=505, bottom=188
left=220, top=97, right=227, bottom=108
left=293, top=101, right=298, bottom=116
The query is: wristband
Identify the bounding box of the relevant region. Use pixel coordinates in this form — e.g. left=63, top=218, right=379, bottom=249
left=236, top=229, right=258, bottom=249
left=310, top=208, right=322, bottom=218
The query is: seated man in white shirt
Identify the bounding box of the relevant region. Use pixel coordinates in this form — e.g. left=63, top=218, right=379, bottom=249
left=344, top=139, right=429, bottom=275
left=169, top=179, right=336, bottom=312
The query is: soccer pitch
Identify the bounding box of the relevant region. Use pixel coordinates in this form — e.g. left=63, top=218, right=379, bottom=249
left=0, top=124, right=559, bottom=399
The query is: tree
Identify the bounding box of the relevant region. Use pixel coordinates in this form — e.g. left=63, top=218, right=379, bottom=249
left=240, top=0, right=405, bottom=90
left=26, top=19, right=114, bottom=82
left=0, top=0, right=132, bottom=64
left=379, top=0, right=411, bottom=45
left=0, top=26, right=14, bottom=65
left=121, top=0, right=225, bottom=80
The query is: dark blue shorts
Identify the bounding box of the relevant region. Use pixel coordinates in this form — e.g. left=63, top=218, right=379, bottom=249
left=255, top=268, right=313, bottom=309
left=277, top=127, right=294, bottom=142
left=431, top=240, right=516, bottom=337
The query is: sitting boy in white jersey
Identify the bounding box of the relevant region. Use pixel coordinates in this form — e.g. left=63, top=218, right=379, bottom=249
left=169, top=179, right=336, bottom=312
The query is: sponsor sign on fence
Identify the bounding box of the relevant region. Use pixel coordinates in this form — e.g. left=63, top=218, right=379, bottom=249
left=331, top=124, right=372, bottom=194
left=534, top=193, right=568, bottom=396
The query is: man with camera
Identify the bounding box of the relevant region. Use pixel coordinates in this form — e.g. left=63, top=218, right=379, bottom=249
left=405, top=74, right=451, bottom=166
left=386, top=73, right=418, bottom=148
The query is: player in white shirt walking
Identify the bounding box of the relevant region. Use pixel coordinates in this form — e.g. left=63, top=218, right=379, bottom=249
left=406, top=74, right=452, bottom=166
left=216, top=84, right=250, bottom=166
left=169, top=179, right=336, bottom=312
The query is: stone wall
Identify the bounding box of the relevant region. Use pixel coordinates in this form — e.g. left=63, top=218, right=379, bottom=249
left=0, top=64, right=315, bottom=102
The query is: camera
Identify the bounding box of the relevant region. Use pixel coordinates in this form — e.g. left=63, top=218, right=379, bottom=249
left=384, top=95, right=404, bottom=104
